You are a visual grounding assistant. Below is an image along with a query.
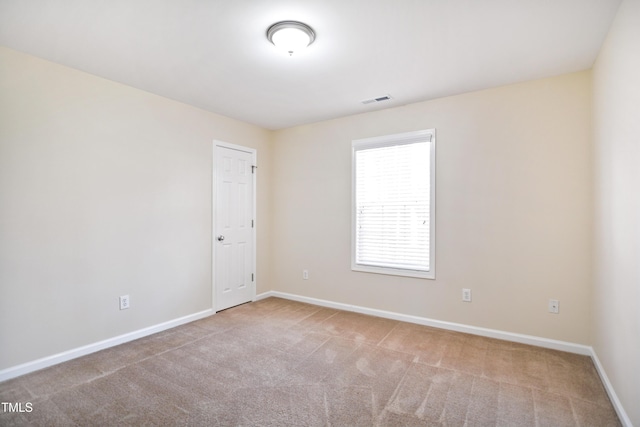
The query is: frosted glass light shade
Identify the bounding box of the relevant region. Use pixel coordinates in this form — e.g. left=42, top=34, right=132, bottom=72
left=267, top=21, right=315, bottom=56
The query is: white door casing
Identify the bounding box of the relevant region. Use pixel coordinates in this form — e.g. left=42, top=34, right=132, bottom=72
left=213, top=142, right=256, bottom=311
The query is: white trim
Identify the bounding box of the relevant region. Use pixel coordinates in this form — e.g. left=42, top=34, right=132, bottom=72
left=589, top=349, right=633, bottom=427
left=351, top=129, right=436, bottom=280
left=352, top=129, right=434, bottom=149
left=3, top=292, right=631, bottom=425
left=212, top=140, right=257, bottom=312
left=256, top=291, right=633, bottom=424
left=256, top=291, right=590, bottom=354
left=0, top=309, right=214, bottom=382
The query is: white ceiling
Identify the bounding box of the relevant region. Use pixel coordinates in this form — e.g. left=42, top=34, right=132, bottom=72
left=0, top=0, right=621, bottom=130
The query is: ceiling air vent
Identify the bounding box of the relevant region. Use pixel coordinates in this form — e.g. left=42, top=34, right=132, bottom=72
left=361, top=95, right=393, bottom=105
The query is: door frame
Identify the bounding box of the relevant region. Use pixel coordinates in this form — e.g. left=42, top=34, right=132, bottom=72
left=212, top=140, right=257, bottom=311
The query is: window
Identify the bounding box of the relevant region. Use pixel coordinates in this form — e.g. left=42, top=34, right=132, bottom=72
left=352, top=129, right=435, bottom=279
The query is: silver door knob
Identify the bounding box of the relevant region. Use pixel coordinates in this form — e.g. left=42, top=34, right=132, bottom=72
left=217, top=235, right=225, bottom=241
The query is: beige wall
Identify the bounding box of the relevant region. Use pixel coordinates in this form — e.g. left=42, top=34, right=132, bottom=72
left=592, top=0, right=640, bottom=424
left=0, top=47, right=272, bottom=370
left=272, top=71, right=593, bottom=344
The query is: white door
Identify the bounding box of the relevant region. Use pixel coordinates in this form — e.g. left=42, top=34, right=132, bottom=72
left=214, top=144, right=255, bottom=311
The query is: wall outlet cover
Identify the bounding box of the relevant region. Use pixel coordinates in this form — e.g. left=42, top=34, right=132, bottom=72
left=119, top=295, right=130, bottom=310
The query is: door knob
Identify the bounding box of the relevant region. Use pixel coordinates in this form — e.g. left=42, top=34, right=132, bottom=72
left=217, top=235, right=225, bottom=242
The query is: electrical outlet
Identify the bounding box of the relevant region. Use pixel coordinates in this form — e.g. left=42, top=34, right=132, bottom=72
left=462, top=288, right=472, bottom=302
left=548, top=299, right=559, bottom=314
left=303, top=269, right=309, bottom=280
left=119, top=295, right=130, bottom=310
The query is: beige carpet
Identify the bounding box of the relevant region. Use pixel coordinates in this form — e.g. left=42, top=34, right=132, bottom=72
left=0, top=297, right=620, bottom=426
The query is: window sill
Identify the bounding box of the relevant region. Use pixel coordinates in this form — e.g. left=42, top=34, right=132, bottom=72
left=351, top=263, right=435, bottom=280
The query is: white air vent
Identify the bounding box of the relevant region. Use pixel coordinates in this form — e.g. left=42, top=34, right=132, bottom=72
left=361, top=95, right=393, bottom=105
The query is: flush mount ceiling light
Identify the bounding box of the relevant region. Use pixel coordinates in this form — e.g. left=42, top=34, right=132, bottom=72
left=267, top=21, right=316, bottom=56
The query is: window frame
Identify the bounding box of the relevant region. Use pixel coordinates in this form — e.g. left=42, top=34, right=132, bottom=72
left=351, top=129, right=436, bottom=279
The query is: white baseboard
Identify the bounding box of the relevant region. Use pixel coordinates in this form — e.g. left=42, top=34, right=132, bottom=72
left=589, top=349, right=633, bottom=427
left=3, top=292, right=631, bottom=426
left=257, top=290, right=632, bottom=426
left=256, top=291, right=591, bottom=354
left=0, top=308, right=214, bottom=383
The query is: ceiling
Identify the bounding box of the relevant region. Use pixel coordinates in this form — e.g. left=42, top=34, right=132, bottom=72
left=0, top=0, right=622, bottom=130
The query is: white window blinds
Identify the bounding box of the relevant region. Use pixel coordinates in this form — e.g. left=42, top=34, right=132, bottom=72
left=352, top=130, right=435, bottom=278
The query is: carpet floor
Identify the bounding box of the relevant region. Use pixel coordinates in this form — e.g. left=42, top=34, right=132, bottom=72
left=0, top=297, right=620, bottom=426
